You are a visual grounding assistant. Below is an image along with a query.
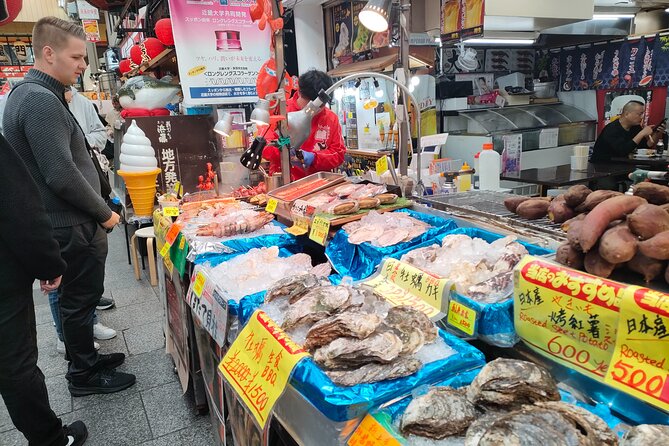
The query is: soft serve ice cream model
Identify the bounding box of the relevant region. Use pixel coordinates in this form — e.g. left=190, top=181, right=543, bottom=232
left=117, top=120, right=162, bottom=216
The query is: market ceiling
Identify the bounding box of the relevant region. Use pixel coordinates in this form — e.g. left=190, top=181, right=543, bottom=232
left=86, top=0, right=127, bottom=10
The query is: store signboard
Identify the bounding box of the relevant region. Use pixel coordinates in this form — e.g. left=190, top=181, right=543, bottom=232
left=168, top=0, right=271, bottom=105
left=441, top=0, right=484, bottom=43
left=76, top=0, right=99, bottom=20
left=219, top=310, right=309, bottom=428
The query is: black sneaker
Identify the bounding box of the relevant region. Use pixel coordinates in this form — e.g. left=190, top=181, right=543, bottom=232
left=63, top=420, right=88, bottom=445
left=69, top=369, right=136, bottom=397
left=97, top=352, right=126, bottom=370
left=96, top=296, right=115, bottom=310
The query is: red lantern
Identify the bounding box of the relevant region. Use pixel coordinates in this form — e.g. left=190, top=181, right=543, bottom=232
left=154, top=18, right=174, bottom=46
left=129, top=38, right=165, bottom=65
left=118, top=59, right=135, bottom=75
left=0, top=0, right=23, bottom=25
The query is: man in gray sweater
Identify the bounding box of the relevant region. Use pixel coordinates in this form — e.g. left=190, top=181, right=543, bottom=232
left=3, top=17, right=135, bottom=396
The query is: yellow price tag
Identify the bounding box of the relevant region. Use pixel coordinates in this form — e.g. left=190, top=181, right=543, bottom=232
left=159, top=242, right=170, bottom=258
left=162, top=206, right=179, bottom=217
left=309, top=215, right=330, bottom=245
left=265, top=198, right=278, bottom=213
left=192, top=271, right=206, bottom=298
left=285, top=216, right=310, bottom=236
left=219, top=310, right=308, bottom=428
left=375, top=156, right=388, bottom=175
left=377, top=258, right=449, bottom=312
left=348, top=413, right=402, bottom=446
left=178, top=235, right=186, bottom=250
left=363, top=275, right=441, bottom=319
left=447, top=300, right=477, bottom=336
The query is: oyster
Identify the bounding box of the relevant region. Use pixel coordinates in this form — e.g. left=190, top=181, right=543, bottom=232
left=304, top=309, right=383, bottom=350
left=381, top=323, right=425, bottom=355
left=385, top=305, right=438, bottom=343
left=264, top=274, right=321, bottom=303
left=467, top=358, right=560, bottom=408
left=281, top=286, right=352, bottom=330
left=401, top=387, right=479, bottom=439
left=467, top=401, right=617, bottom=446
left=313, top=331, right=403, bottom=369
left=621, top=424, right=669, bottom=445
left=326, top=357, right=422, bottom=387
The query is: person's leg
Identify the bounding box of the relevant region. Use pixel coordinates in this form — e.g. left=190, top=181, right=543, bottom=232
left=0, top=286, right=67, bottom=446
left=48, top=290, right=64, bottom=342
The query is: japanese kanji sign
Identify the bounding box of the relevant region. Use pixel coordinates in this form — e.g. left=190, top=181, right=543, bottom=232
left=219, top=310, right=308, bottom=428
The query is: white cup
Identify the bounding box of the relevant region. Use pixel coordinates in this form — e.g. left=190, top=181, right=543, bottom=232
left=571, top=155, right=588, bottom=171
left=637, top=149, right=649, bottom=156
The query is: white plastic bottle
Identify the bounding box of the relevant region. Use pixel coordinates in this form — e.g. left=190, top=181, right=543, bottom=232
left=478, top=143, right=501, bottom=191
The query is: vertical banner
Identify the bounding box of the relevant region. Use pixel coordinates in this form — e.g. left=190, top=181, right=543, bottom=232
left=619, top=39, right=645, bottom=89
left=441, top=0, right=483, bottom=43
left=460, top=0, right=484, bottom=40
left=331, top=2, right=353, bottom=67
left=559, top=46, right=577, bottom=92
left=653, top=35, right=669, bottom=87
left=82, top=19, right=100, bottom=43
left=168, top=0, right=271, bottom=105
left=573, top=45, right=593, bottom=91
left=639, top=36, right=656, bottom=87
left=351, top=1, right=371, bottom=54
left=591, top=42, right=607, bottom=89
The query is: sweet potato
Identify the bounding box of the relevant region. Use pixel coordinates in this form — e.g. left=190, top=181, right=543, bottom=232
left=561, top=213, right=587, bottom=232
left=574, top=190, right=622, bottom=213
left=627, top=204, right=669, bottom=240
left=598, top=223, right=638, bottom=264
left=564, top=184, right=592, bottom=208
left=556, top=243, right=584, bottom=270
left=516, top=199, right=551, bottom=220
left=638, top=231, right=669, bottom=260
left=504, top=196, right=531, bottom=213
left=628, top=252, right=665, bottom=283
left=661, top=203, right=669, bottom=213
left=579, top=195, right=647, bottom=252
left=584, top=247, right=616, bottom=278
left=567, top=220, right=585, bottom=252
left=632, top=182, right=669, bottom=205
left=548, top=195, right=576, bottom=224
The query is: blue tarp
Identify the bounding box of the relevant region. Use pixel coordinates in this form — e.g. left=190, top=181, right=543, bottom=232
left=325, top=209, right=458, bottom=281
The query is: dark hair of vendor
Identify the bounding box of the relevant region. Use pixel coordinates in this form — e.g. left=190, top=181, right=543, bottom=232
left=298, top=70, right=333, bottom=101
left=622, top=100, right=645, bottom=114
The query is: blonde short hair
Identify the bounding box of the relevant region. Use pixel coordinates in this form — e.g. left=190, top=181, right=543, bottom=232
left=32, top=16, right=85, bottom=59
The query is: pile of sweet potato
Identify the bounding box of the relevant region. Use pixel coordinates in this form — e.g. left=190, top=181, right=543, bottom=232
left=548, top=182, right=669, bottom=283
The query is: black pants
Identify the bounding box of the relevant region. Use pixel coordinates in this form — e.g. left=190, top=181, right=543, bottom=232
left=54, top=221, right=108, bottom=381
left=0, top=284, right=66, bottom=446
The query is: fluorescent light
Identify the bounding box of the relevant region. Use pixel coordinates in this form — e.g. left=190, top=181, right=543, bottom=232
left=434, top=37, right=441, bottom=43
left=464, top=38, right=535, bottom=45
left=666, top=7, right=669, bottom=12
left=592, top=14, right=635, bottom=20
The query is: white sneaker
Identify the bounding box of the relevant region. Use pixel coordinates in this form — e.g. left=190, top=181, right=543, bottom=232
left=57, top=340, right=100, bottom=354
left=93, top=323, right=117, bottom=340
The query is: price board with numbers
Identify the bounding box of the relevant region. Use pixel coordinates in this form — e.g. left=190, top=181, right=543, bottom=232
left=309, top=215, right=330, bottom=245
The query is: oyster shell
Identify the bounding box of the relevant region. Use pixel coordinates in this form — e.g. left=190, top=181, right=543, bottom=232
left=326, top=357, right=422, bottom=387
left=281, top=286, right=352, bottom=330
left=467, top=358, right=560, bottom=408
left=401, top=387, right=479, bottom=439
left=467, top=401, right=617, bottom=446
left=313, top=331, right=403, bottom=370
left=621, top=424, right=669, bottom=445
left=304, top=309, right=383, bottom=351
left=264, top=273, right=321, bottom=303
left=385, top=305, right=438, bottom=344
left=381, top=323, right=425, bottom=355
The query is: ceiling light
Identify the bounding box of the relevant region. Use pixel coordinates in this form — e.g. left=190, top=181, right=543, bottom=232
left=359, top=0, right=391, bottom=33
left=463, top=38, right=535, bottom=45
left=592, top=14, right=635, bottom=20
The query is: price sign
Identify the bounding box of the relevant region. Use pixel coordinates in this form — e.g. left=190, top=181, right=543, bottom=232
left=447, top=300, right=477, bottom=336
left=605, top=287, right=669, bottom=412
left=363, top=274, right=442, bottom=319
left=348, top=413, right=403, bottom=446
left=219, top=310, right=308, bottom=428
left=162, top=206, right=179, bottom=217
left=514, top=256, right=626, bottom=381
left=375, top=156, right=388, bottom=175
left=265, top=198, right=278, bottom=213
left=190, top=282, right=229, bottom=348
left=377, top=258, right=450, bottom=312
left=165, top=223, right=181, bottom=246
left=285, top=216, right=310, bottom=236
left=309, top=215, right=330, bottom=245
left=159, top=242, right=171, bottom=258
left=192, top=271, right=207, bottom=298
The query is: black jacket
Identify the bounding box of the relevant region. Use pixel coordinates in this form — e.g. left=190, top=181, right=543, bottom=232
left=0, top=133, right=66, bottom=293
left=590, top=120, right=647, bottom=163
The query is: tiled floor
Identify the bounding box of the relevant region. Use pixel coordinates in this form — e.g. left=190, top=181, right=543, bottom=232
left=0, top=228, right=215, bottom=445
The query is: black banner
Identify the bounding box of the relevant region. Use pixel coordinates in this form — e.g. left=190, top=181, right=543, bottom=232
left=654, top=35, right=669, bottom=87
left=559, top=47, right=577, bottom=92
left=573, top=44, right=593, bottom=91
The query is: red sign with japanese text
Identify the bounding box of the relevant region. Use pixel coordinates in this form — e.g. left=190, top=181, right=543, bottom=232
left=219, top=310, right=308, bottom=428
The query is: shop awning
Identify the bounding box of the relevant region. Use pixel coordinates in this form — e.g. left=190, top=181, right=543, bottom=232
left=327, top=48, right=433, bottom=78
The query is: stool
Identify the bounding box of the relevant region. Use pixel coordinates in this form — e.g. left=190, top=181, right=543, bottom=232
left=130, top=226, right=157, bottom=286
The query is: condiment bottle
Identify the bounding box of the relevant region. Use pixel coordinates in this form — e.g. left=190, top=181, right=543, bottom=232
left=478, top=143, right=500, bottom=191
left=457, top=162, right=472, bottom=192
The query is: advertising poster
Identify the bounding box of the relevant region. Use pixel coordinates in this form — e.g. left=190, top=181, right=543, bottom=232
left=595, top=87, right=667, bottom=133
left=351, top=1, right=372, bottom=54
left=331, top=2, right=353, bottom=67
left=485, top=49, right=534, bottom=73
left=82, top=20, right=100, bottom=43
left=442, top=47, right=484, bottom=73
left=168, top=0, right=271, bottom=105
left=653, top=35, right=669, bottom=87
left=441, top=0, right=484, bottom=43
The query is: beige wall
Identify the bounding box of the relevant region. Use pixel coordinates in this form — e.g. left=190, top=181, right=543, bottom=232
left=14, top=0, right=69, bottom=23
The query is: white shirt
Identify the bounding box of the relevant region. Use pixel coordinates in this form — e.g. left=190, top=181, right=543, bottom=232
left=67, top=90, right=107, bottom=151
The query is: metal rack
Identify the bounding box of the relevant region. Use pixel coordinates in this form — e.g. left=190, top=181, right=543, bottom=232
left=419, top=191, right=566, bottom=243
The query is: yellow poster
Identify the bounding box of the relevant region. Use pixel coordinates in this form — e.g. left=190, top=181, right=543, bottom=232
left=514, top=256, right=626, bottom=381
left=219, top=310, right=308, bottom=428
left=605, top=287, right=669, bottom=412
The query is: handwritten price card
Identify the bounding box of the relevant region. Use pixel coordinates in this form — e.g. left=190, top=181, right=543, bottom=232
left=514, top=256, right=627, bottom=381
left=187, top=270, right=229, bottom=348
left=447, top=300, right=477, bottom=336
left=219, top=310, right=308, bottom=428
left=605, top=287, right=669, bottom=412
left=309, top=215, right=330, bottom=246
left=377, top=258, right=451, bottom=313
left=348, top=413, right=403, bottom=446
left=363, top=274, right=442, bottom=320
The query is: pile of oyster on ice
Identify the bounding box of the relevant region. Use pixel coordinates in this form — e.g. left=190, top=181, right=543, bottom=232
left=401, top=234, right=529, bottom=304
left=262, top=275, right=455, bottom=386
left=399, top=358, right=619, bottom=446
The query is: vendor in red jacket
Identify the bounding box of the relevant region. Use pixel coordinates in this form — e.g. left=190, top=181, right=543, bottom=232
left=263, top=70, right=346, bottom=181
